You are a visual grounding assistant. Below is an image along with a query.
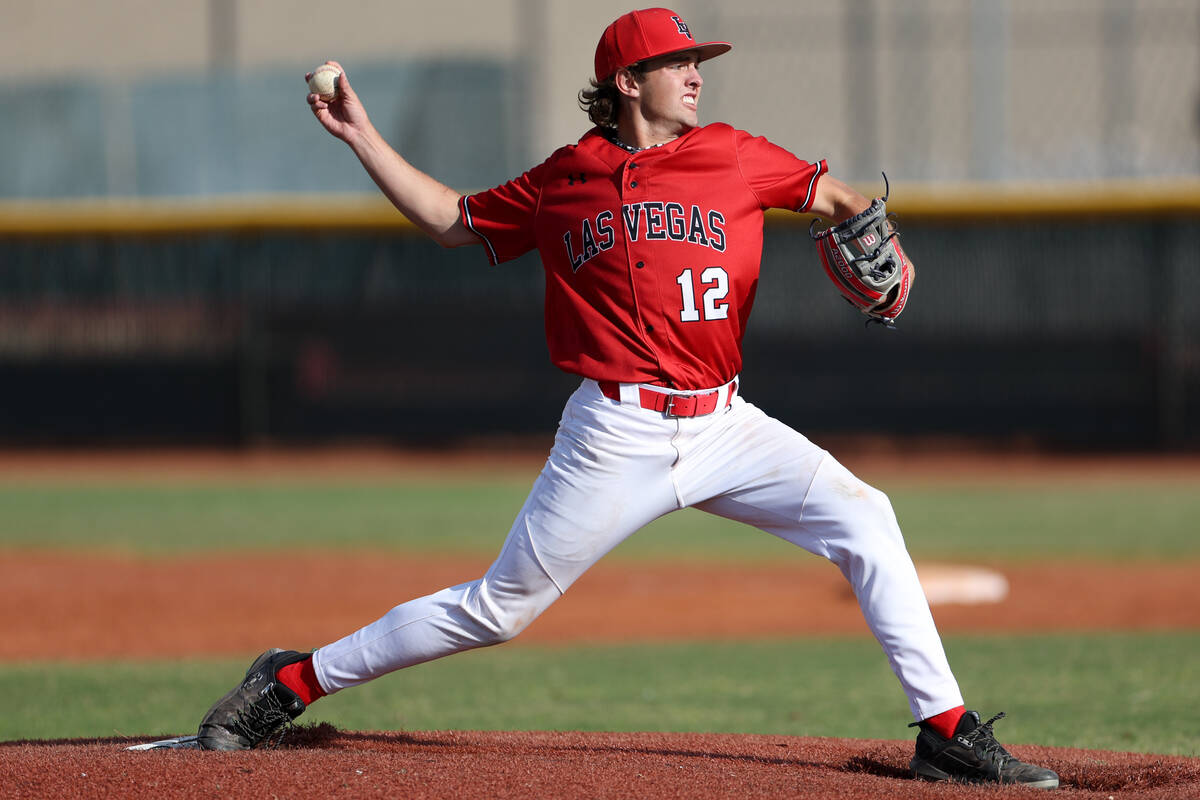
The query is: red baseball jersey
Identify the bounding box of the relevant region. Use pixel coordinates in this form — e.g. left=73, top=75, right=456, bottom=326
left=460, top=123, right=827, bottom=390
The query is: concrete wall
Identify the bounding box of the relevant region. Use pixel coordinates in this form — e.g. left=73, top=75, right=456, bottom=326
left=2, top=0, right=1197, bottom=190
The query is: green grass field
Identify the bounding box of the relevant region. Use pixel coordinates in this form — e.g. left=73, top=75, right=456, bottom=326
left=1, top=472, right=1198, bottom=755
left=4, top=634, right=1198, bottom=755
left=1, top=479, right=1197, bottom=561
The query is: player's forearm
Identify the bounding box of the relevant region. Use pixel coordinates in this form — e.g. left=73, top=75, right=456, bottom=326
left=350, top=127, right=475, bottom=248
left=809, top=176, right=872, bottom=223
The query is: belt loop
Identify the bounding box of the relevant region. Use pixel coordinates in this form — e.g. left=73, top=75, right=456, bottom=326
left=618, top=382, right=640, bottom=405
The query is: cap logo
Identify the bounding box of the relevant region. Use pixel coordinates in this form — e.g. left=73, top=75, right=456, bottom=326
left=671, top=15, right=693, bottom=40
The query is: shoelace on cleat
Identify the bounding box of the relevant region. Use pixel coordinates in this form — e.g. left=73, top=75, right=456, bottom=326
left=958, top=712, right=1015, bottom=768
left=227, top=688, right=294, bottom=749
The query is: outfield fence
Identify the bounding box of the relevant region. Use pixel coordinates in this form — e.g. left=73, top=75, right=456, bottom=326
left=1, top=184, right=1197, bottom=449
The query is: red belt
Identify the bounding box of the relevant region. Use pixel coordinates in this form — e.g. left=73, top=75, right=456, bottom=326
left=597, top=380, right=737, bottom=418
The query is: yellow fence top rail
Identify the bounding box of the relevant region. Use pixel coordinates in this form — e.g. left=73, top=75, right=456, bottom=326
left=1, top=180, right=1198, bottom=236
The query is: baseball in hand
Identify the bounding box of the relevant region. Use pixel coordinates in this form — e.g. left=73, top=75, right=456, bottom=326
left=308, top=64, right=341, bottom=101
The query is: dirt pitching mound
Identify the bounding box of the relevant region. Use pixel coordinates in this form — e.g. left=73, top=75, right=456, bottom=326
left=5, top=725, right=1198, bottom=800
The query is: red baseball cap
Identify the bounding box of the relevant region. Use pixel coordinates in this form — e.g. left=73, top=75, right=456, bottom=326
left=594, top=8, right=732, bottom=82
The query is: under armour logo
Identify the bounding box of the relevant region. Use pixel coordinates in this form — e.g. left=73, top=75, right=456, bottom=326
left=672, top=16, right=693, bottom=40
left=568, top=173, right=587, bottom=186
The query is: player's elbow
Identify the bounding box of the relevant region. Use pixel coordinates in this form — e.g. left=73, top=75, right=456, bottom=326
left=433, top=232, right=478, bottom=250
left=428, top=220, right=480, bottom=250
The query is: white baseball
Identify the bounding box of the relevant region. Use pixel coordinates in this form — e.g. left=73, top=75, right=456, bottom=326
left=308, top=64, right=341, bottom=102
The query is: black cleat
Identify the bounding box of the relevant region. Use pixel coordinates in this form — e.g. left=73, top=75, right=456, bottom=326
left=196, top=648, right=310, bottom=751
left=910, top=711, right=1059, bottom=789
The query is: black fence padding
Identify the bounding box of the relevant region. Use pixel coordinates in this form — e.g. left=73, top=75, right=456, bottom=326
left=0, top=217, right=1195, bottom=449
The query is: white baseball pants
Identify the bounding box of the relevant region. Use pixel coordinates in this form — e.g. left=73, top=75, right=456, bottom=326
left=313, top=378, right=964, bottom=721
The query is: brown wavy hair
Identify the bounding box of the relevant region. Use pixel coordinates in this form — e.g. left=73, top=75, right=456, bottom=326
left=578, top=64, right=646, bottom=127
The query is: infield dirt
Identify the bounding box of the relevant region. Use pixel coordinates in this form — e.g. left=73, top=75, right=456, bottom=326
left=2, top=551, right=1199, bottom=659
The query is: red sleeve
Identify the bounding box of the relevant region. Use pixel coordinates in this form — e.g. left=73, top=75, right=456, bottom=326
left=459, top=160, right=550, bottom=266
left=732, top=128, right=827, bottom=213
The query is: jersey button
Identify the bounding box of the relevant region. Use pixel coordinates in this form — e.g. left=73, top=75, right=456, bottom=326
left=630, top=180, right=638, bottom=188
left=646, top=324, right=655, bottom=332
left=635, top=261, right=644, bottom=268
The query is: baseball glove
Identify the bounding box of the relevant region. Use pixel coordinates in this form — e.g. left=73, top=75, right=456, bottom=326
left=810, top=180, right=913, bottom=326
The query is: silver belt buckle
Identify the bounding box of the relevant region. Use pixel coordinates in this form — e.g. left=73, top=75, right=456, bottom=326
left=663, top=392, right=681, bottom=417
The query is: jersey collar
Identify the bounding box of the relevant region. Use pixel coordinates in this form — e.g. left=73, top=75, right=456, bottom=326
left=580, top=125, right=702, bottom=167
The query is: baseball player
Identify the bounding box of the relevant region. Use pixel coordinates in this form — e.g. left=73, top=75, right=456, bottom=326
left=196, top=8, right=1058, bottom=789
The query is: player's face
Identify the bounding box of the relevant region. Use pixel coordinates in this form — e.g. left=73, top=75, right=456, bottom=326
left=633, top=51, right=703, bottom=136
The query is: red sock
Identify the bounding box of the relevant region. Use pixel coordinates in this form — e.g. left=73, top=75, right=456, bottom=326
left=922, top=705, right=966, bottom=739
left=276, top=655, right=327, bottom=706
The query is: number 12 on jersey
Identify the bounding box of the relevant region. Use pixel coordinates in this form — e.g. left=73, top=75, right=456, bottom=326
left=676, top=267, right=730, bottom=322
